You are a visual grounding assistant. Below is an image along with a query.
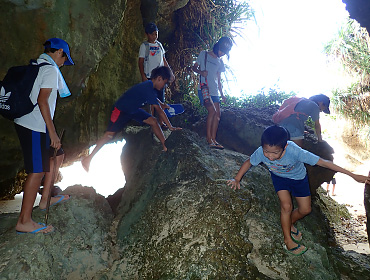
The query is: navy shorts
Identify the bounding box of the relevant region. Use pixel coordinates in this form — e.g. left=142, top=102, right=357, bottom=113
left=270, top=172, right=311, bottom=197
left=14, top=123, right=64, bottom=174
left=198, top=90, right=220, bottom=106
left=107, top=107, right=152, bottom=132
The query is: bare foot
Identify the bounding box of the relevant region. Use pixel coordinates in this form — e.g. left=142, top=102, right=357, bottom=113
left=39, top=194, right=70, bottom=210
left=16, top=220, right=54, bottom=234
left=81, top=157, right=91, bottom=172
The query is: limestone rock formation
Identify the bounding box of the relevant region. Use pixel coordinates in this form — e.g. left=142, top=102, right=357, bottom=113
left=0, top=0, right=189, bottom=199
left=342, top=0, right=370, bottom=34
left=101, top=129, right=370, bottom=279
left=0, top=186, right=114, bottom=279
left=1, top=128, right=369, bottom=279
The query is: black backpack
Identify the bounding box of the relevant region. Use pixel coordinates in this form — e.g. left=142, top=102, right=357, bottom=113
left=0, top=60, right=51, bottom=120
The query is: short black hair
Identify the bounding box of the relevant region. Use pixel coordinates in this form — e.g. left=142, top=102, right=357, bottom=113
left=43, top=41, right=58, bottom=54
left=261, top=125, right=290, bottom=149
left=150, top=66, right=171, bottom=80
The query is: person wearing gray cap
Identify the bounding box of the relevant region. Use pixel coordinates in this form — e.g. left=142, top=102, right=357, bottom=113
left=14, top=38, right=74, bottom=234
left=273, top=94, right=331, bottom=147
left=192, top=37, right=233, bottom=150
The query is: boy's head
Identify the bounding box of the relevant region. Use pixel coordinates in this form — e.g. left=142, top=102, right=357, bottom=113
left=261, top=125, right=290, bottom=148
left=261, top=125, right=290, bottom=160
left=309, top=94, right=330, bottom=114
left=150, top=66, right=171, bottom=80
left=150, top=66, right=171, bottom=90
left=43, top=38, right=74, bottom=65
left=145, top=22, right=158, bottom=34
left=145, top=22, right=159, bottom=43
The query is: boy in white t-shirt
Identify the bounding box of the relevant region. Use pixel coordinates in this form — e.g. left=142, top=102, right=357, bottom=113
left=14, top=38, right=74, bottom=234
left=138, top=23, right=174, bottom=128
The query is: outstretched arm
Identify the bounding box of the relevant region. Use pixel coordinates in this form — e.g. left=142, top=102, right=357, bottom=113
left=227, top=159, right=252, bottom=190
left=316, top=158, right=370, bottom=183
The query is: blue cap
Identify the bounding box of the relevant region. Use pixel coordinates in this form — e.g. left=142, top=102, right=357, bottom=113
left=145, top=23, right=158, bottom=34
left=45, top=38, right=74, bottom=65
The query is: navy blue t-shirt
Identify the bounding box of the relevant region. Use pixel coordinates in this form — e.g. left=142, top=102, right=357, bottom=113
left=114, top=81, right=159, bottom=113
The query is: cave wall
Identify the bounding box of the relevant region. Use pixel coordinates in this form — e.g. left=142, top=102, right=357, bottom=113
left=342, top=0, right=370, bottom=34
left=0, top=0, right=189, bottom=198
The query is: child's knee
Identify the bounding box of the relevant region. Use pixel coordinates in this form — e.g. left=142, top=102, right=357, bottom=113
left=146, top=116, right=157, bottom=126
left=299, top=206, right=311, bottom=216
left=280, top=202, right=293, bottom=213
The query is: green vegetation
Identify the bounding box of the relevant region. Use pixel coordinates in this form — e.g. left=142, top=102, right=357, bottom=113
left=324, top=19, right=370, bottom=125
left=170, top=0, right=254, bottom=100
left=224, top=87, right=295, bottom=108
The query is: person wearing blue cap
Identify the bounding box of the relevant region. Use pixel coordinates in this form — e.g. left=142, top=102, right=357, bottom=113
left=14, top=38, right=74, bottom=234
left=274, top=94, right=331, bottom=147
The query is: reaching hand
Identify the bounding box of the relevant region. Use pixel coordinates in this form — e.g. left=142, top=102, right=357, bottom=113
left=227, top=179, right=240, bottom=190
left=49, top=133, right=61, bottom=150
left=352, top=174, right=370, bottom=184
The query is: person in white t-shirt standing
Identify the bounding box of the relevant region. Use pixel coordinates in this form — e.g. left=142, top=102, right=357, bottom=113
left=14, top=38, right=74, bottom=234
left=138, top=23, right=174, bottom=128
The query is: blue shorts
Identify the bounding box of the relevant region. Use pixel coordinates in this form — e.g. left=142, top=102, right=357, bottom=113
left=270, top=172, right=311, bottom=197
left=198, top=90, right=220, bottom=106
left=14, top=123, right=64, bottom=174
left=107, top=107, right=152, bottom=132
left=280, top=117, right=304, bottom=139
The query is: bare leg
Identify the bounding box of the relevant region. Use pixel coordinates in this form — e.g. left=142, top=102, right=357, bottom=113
left=332, top=184, right=336, bottom=196
left=291, top=195, right=311, bottom=234
left=16, top=172, right=54, bottom=233
left=277, top=190, right=307, bottom=253
left=39, top=153, right=70, bottom=209
left=144, top=116, right=167, bottom=151
left=81, top=131, right=116, bottom=172
left=326, top=183, right=330, bottom=194
left=210, top=102, right=222, bottom=147
left=204, top=99, right=216, bottom=144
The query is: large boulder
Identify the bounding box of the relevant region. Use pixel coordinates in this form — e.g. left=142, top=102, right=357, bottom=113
left=1, top=129, right=369, bottom=279
left=192, top=106, right=335, bottom=194
left=0, top=186, right=113, bottom=279
left=104, top=128, right=369, bottom=279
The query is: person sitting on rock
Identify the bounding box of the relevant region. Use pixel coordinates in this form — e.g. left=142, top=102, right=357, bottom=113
left=81, top=66, right=181, bottom=172
left=228, top=125, right=369, bottom=256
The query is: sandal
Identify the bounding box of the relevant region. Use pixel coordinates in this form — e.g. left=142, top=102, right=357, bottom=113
left=209, top=143, right=224, bottom=150
left=283, top=244, right=308, bottom=256
left=213, top=141, right=224, bottom=150
left=291, top=228, right=302, bottom=243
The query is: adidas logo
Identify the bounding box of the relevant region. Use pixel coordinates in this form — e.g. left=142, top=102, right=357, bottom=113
left=0, top=86, right=11, bottom=103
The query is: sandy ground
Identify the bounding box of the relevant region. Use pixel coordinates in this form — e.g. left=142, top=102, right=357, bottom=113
left=0, top=194, right=41, bottom=214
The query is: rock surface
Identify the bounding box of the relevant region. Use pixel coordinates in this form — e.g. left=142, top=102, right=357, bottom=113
left=0, top=186, right=113, bottom=279
left=1, top=129, right=370, bottom=279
